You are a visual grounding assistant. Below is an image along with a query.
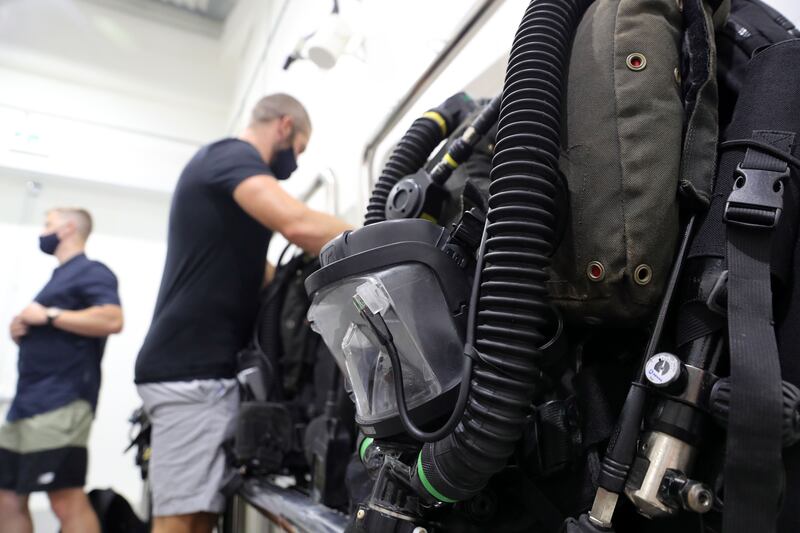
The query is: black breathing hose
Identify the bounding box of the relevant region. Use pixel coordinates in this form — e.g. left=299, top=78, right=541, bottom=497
left=412, top=0, right=592, bottom=503
left=364, top=93, right=475, bottom=226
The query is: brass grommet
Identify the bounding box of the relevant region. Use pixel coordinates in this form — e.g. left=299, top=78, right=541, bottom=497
left=626, top=53, right=647, bottom=71
left=587, top=261, right=606, bottom=282
left=634, top=264, right=653, bottom=286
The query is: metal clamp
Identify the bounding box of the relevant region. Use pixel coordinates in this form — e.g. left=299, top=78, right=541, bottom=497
left=645, top=363, right=719, bottom=411
left=724, top=164, right=789, bottom=228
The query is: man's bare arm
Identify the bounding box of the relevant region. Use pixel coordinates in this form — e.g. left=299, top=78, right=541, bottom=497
left=53, top=305, right=124, bottom=337
left=233, top=175, right=352, bottom=256
left=20, top=301, right=123, bottom=337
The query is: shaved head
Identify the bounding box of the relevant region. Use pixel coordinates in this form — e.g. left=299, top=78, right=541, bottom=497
left=250, top=93, right=311, bottom=137
left=48, top=208, right=93, bottom=240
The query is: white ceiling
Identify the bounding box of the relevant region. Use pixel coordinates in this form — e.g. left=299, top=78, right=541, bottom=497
left=0, top=0, right=237, bottom=106
left=0, top=0, right=245, bottom=193
left=155, top=0, right=237, bottom=21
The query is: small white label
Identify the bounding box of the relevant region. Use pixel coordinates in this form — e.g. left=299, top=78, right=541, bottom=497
left=37, top=472, right=55, bottom=485
left=645, top=353, right=680, bottom=386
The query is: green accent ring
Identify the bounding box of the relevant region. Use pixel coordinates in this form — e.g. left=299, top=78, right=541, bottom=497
left=416, top=453, right=457, bottom=503
left=359, top=437, right=374, bottom=462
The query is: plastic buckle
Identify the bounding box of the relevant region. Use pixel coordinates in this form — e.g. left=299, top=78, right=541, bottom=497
left=723, top=164, right=788, bottom=229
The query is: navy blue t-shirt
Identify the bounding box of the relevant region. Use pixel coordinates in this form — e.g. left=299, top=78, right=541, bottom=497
left=8, top=254, right=120, bottom=421
left=135, top=138, right=273, bottom=383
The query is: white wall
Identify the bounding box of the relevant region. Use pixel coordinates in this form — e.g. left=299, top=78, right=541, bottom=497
left=770, top=0, right=800, bottom=25
left=0, top=102, right=200, bottom=195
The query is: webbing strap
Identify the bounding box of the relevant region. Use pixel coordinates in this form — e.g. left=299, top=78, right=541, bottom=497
left=723, top=130, right=794, bottom=533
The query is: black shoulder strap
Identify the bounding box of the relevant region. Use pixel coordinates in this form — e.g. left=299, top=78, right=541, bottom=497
left=723, top=130, right=794, bottom=533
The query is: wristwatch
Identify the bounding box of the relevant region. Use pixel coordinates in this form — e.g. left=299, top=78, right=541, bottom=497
left=46, top=307, right=62, bottom=326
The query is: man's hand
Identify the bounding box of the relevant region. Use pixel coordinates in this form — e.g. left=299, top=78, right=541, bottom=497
left=9, top=316, right=28, bottom=344
left=19, top=302, right=48, bottom=326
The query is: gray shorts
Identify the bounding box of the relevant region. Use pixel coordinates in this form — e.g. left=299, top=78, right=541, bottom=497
left=137, top=379, right=239, bottom=516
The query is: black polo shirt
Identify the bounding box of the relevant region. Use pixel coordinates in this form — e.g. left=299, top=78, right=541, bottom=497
left=8, top=253, right=120, bottom=422
left=134, top=138, right=273, bottom=384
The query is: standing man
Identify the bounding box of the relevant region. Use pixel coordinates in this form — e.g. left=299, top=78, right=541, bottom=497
left=135, top=93, right=351, bottom=533
left=0, top=208, right=123, bottom=533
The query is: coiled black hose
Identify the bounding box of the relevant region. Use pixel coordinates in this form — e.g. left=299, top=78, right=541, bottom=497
left=412, top=0, right=592, bottom=502
left=364, top=93, right=475, bottom=226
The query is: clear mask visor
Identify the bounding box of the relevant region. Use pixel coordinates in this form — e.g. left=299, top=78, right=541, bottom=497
left=308, top=265, right=463, bottom=424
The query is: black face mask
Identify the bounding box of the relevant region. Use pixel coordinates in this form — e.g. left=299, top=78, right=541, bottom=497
left=270, top=147, right=298, bottom=181
left=39, top=232, right=60, bottom=255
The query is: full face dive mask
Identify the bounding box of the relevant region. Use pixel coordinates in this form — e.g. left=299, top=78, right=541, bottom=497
left=305, top=219, right=471, bottom=438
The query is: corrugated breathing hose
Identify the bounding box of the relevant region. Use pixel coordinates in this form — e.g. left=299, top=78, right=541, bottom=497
left=411, top=0, right=593, bottom=503
left=363, top=93, right=475, bottom=226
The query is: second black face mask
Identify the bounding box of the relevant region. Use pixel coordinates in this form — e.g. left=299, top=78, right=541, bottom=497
left=39, top=232, right=60, bottom=255
left=271, top=147, right=298, bottom=181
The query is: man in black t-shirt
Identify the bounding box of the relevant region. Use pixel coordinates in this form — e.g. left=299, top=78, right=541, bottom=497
left=135, top=93, right=350, bottom=533
left=0, top=207, right=123, bottom=533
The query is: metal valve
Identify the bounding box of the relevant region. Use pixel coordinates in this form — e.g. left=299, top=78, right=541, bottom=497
left=660, top=470, right=714, bottom=514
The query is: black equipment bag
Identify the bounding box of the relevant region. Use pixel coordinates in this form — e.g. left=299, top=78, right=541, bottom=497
left=680, top=39, right=800, bottom=533
left=236, top=250, right=312, bottom=404
left=233, top=250, right=354, bottom=496
left=233, top=252, right=322, bottom=472
left=555, top=0, right=800, bottom=522
left=233, top=401, right=294, bottom=475
left=561, top=5, right=800, bottom=533
left=86, top=488, right=148, bottom=533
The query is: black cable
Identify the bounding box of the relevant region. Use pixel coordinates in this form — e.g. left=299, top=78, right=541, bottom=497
left=596, top=215, right=697, bottom=494
left=359, top=312, right=468, bottom=444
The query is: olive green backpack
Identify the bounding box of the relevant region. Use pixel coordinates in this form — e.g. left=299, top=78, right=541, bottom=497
left=549, top=0, right=729, bottom=325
